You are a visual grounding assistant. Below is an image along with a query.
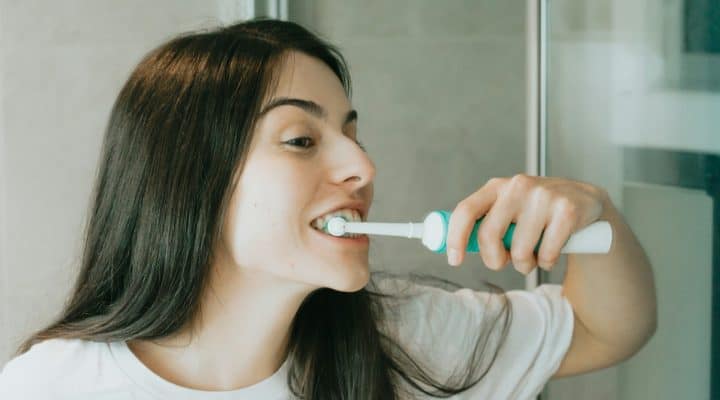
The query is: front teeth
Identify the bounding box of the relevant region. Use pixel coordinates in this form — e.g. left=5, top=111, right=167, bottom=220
left=312, top=209, right=363, bottom=237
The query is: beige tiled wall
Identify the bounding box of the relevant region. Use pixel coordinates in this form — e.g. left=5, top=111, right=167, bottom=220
left=289, top=0, right=529, bottom=291
left=0, top=0, right=239, bottom=365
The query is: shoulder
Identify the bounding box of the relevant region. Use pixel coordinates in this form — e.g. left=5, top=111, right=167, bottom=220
left=2, top=337, right=107, bottom=375
left=0, top=338, right=113, bottom=397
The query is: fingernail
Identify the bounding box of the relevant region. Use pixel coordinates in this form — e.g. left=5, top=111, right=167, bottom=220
left=448, top=249, right=460, bottom=266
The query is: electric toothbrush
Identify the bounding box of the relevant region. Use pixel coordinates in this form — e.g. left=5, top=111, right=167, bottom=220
left=325, top=210, right=612, bottom=254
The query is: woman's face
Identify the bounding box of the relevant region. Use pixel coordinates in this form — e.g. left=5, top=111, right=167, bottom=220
left=220, top=51, right=376, bottom=293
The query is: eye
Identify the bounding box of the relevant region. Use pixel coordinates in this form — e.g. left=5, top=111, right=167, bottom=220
left=284, top=136, right=367, bottom=152
left=284, top=136, right=315, bottom=149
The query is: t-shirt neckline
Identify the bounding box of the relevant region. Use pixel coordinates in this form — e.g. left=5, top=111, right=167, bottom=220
left=108, top=340, right=292, bottom=399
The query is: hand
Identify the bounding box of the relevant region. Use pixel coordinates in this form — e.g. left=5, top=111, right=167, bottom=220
left=446, top=174, right=609, bottom=273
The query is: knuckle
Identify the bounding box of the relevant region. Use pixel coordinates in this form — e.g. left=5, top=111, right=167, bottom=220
left=479, top=226, right=497, bottom=244
left=510, top=174, right=534, bottom=191
left=556, top=197, right=577, bottom=218
left=486, top=177, right=504, bottom=188
left=532, top=185, right=552, bottom=201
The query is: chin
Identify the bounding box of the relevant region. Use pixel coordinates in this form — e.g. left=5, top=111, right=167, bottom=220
left=326, top=263, right=371, bottom=293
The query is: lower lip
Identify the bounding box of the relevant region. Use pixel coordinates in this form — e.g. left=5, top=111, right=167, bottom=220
left=309, top=226, right=369, bottom=246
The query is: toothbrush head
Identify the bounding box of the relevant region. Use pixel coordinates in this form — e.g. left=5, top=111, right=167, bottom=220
left=325, top=216, right=347, bottom=236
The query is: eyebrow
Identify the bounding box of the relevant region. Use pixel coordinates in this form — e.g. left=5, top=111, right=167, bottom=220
left=258, top=97, right=358, bottom=125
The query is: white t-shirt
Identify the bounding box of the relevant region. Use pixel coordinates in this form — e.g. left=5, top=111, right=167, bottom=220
left=0, top=278, right=573, bottom=400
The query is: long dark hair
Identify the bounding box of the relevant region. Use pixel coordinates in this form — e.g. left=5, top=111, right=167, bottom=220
left=16, top=18, right=511, bottom=399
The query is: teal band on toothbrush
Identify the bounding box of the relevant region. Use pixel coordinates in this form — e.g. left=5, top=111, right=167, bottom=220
left=428, top=210, right=542, bottom=254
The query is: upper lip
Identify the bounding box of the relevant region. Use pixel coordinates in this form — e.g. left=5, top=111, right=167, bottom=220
left=311, top=200, right=369, bottom=223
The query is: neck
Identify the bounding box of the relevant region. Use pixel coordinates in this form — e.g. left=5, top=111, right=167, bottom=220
left=128, top=248, right=314, bottom=391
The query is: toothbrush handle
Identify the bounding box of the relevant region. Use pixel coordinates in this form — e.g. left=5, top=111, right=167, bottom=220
left=434, top=210, right=612, bottom=254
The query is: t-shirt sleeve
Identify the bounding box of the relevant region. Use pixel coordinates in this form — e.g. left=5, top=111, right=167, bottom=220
left=0, top=342, right=57, bottom=399
left=374, top=277, right=574, bottom=399
left=490, top=284, right=575, bottom=398
left=0, top=338, right=117, bottom=399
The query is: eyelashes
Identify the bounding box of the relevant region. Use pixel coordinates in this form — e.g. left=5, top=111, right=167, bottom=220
left=285, top=136, right=367, bottom=152
left=284, top=136, right=315, bottom=148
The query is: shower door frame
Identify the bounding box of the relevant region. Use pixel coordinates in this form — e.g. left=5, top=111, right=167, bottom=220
left=525, top=0, right=548, bottom=293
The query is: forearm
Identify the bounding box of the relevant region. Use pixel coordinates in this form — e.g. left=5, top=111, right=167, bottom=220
left=562, top=193, right=658, bottom=358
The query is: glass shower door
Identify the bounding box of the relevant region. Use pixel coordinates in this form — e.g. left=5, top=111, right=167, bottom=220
left=542, top=1, right=719, bottom=399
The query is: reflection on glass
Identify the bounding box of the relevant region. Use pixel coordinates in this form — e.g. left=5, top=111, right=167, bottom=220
left=544, top=1, right=718, bottom=399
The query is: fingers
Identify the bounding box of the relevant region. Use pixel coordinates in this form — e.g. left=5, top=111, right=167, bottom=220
left=445, top=179, right=500, bottom=266
left=476, top=208, right=511, bottom=270
left=446, top=174, right=580, bottom=274
left=475, top=177, right=535, bottom=270
left=509, top=196, right=548, bottom=274
left=536, top=200, right=577, bottom=269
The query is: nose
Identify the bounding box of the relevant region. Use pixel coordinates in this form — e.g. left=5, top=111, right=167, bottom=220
left=331, top=137, right=376, bottom=190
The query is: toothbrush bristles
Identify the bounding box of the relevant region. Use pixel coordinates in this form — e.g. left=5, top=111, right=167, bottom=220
left=326, top=217, right=347, bottom=236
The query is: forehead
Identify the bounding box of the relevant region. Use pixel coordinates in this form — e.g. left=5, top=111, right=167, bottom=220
left=269, top=51, right=350, bottom=111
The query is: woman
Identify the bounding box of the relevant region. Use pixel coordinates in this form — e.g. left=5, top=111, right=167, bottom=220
left=0, top=19, right=656, bottom=399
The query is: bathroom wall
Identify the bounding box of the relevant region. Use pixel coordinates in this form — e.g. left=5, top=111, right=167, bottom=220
left=0, top=0, right=252, bottom=365
left=0, top=0, right=530, bottom=367
left=288, top=0, right=530, bottom=292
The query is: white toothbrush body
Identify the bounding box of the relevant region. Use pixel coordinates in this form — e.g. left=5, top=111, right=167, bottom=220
left=326, top=210, right=612, bottom=254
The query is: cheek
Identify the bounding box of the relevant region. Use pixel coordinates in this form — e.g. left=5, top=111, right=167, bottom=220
left=223, top=165, right=315, bottom=269
left=225, top=197, right=289, bottom=270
